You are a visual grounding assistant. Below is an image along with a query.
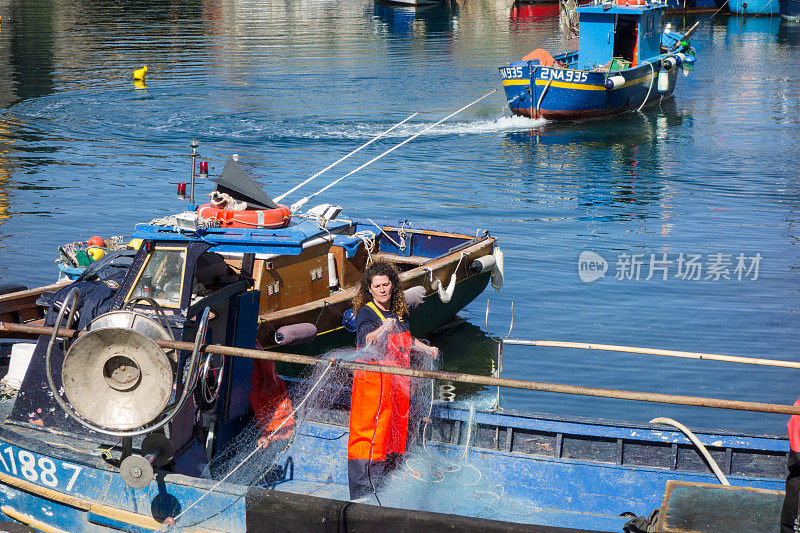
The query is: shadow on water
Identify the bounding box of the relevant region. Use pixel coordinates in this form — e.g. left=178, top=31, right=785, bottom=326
left=428, top=318, right=498, bottom=402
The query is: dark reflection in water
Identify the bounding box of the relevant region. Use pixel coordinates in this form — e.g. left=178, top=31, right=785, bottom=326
left=5, top=0, right=56, bottom=104
left=373, top=1, right=459, bottom=37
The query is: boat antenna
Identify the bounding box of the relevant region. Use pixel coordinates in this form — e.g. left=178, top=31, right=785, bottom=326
left=273, top=113, right=418, bottom=203
left=290, top=88, right=499, bottom=212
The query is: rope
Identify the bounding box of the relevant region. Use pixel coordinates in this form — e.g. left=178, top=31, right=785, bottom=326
left=535, top=79, right=553, bottom=118
left=650, top=417, right=730, bottom=485
left=637, top=61, right=656, bottom=112
left=145, top=214, right=221, bottom=229
left=163, top=361, right=335, bottom=530
left=350, top=230, right=376, bottom=265
left=366, top=219, right=406, bottom=252
left=291, top=89, right=499, bottom=212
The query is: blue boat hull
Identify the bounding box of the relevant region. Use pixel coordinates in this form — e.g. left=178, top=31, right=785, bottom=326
left=0, top=400, right=787, bottom=532
left=501, top=62, right=680, bottom=121
left=780, top=0, right=800, bottom=18
left=730, top=0, right=779, bottom=14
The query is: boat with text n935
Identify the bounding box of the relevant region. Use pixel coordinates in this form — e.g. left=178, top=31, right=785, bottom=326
left=499, top=0, right=697, bottom=121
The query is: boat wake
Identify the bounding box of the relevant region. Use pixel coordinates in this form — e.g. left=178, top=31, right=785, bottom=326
left=422, top=115, right=549, bottom=135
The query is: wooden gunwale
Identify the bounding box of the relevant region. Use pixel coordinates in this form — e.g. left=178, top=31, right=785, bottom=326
left=258, top=234, right=495, bottom=322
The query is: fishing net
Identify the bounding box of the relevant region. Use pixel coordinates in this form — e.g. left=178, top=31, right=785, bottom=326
left=172, top=321, right=533, bottom=529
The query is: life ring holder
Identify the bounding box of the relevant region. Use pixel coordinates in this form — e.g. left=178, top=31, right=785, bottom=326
left=197, top=203, right=292, bottom=229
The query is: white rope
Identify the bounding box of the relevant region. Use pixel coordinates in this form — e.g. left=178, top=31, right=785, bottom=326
left=163, top=361, right=335, bottom=530
left=274, top=114, right=418, bottom=203
left=650, top=417, right=730, bottom=485
left=366, top=219, right=406, bottom=252
left=351, top=231, right=376, bottom=265
left=462, top=402, right=475, bottom=461
left=291, top=89, right=499, bottom=212
left=637, top=61, right=656, bottom=112
left=146, top=214, right=220, bottom=229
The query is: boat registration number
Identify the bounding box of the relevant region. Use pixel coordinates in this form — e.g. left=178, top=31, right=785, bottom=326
left=538, top=67, right=588, bottom=83
left=0, top=441, right=83, bottom=492
left=500, top=66, right=525, bottom=79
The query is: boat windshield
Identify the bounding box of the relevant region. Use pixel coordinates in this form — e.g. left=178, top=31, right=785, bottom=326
left=127, top=246, right=187, bottom=308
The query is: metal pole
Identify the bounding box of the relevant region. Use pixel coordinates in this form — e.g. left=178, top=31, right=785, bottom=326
left=189, top=138, right=199, bottom=207
left=3, top=321, right=800, bottom=415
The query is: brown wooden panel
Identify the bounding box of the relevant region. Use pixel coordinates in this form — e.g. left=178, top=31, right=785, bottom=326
left=255, top=241, right=331, bottom=314
left=329, top=242, right=368, bottom=291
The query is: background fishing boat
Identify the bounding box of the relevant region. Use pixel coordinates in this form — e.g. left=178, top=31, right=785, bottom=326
left=729, top=0, right=779, bottom=14
left=780, top=0, right=800, bottom=19
left=500, top=0, right=697, bottom=120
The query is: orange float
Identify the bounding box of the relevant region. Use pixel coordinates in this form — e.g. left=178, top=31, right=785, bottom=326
left=615, top=0, right=647, bottom=5
left=197, top=203, right=292, bottom=229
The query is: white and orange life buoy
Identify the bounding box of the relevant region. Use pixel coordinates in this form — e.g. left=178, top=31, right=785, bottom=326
left=197, top=203, right=292, bottom=229
left=615, top=0, right=647, bottom=5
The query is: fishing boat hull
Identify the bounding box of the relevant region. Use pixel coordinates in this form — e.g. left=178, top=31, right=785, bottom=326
left=665, top=0, right=723, bottom=12
left=0, top=400, right=787, bottom=532
left=255, top=227, right=497, bottom=352
left=780, top=0, right=800, bottom=19
left=730, top=0, right=779, bottom=14
left=378, top=0, right=449, bottom=5
left=501, top=61, right=681, bottom=121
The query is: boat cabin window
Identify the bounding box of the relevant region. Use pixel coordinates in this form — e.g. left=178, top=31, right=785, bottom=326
left=127, top=246, right=187, bottom=308
left=613, top=15, right=639, bottom=66
left=191, top=252, right=240, bottom=302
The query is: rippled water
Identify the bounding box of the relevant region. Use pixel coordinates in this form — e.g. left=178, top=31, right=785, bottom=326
left=0, top=0, right=797, bottom=433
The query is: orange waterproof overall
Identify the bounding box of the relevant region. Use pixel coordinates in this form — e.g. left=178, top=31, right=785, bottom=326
left=250, top=357, right=295, bottom=441
left=347, top=302, right=413, bottom=499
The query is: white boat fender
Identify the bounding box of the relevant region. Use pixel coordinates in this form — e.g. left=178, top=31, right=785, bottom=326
left=657, top=70, right=670, bottom=92
left=438, top=272, right=457, bottom=304
left=605, top=75, right=625, bottom=90
left=491, top=245, right=504, bottom=292
left=404, top=285, right=426, bottom=312
left=470, top=255, right=497, bottom=274
left=327, top=253, right=338, bottom=289
left=274, top=323, right=318, bottom=346
left=661, top=56, right=678, bottom=70
left=425, top=268, right=456, bottom=304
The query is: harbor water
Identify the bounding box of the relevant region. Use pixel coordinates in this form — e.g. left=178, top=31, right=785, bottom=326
left=0, top=1, right=797, bottom=434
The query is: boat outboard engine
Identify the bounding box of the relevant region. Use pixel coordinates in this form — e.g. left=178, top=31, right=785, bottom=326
left=45, top=288, right=211, bottom=488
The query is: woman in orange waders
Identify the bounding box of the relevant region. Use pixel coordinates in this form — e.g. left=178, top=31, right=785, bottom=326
left=348, top=261, right=439, bottom=500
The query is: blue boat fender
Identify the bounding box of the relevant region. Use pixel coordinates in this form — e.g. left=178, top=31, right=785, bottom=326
left=605, top=75, right=625, bottom=90
left=681, top=54, right=696, bottom=73
left=342, top=309, right=357, bottom=332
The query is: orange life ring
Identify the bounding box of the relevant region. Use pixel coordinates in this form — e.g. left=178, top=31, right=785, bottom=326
left=614, top=0, right=647, bottom=5
left=197, top=203, right=292, bottom=229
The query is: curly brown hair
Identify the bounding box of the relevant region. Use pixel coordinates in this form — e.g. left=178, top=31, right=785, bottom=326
left=352, top=261, right=408, bottom=319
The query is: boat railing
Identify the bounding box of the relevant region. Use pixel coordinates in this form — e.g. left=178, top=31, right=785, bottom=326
left=483, top=300, right=800, bottom=415
left=2, top=320, right=798, bottom=418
